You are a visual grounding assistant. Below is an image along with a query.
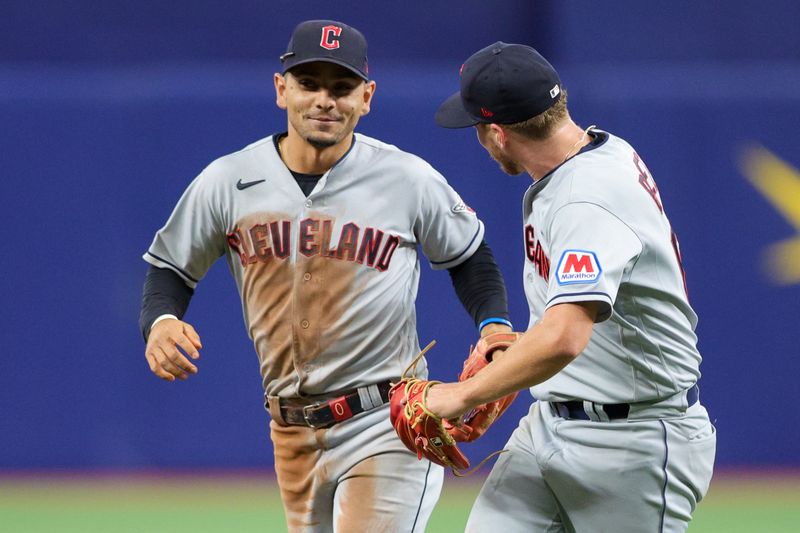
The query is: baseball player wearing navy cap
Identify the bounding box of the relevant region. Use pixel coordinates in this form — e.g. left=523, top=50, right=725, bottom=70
left=138, top=21, right=513, bottom=532
left=427, top=42, right=716, bottom=532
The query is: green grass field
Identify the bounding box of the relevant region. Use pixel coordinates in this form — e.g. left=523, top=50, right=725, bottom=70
left=1, top=473, right=798, bottom=532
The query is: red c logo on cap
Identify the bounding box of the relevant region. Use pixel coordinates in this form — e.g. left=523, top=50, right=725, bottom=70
left=320, top=25, right=342, bottom=50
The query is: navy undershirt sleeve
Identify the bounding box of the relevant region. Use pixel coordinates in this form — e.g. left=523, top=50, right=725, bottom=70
left=447, top=239, right=510, bottom=329
left=139, top=265, right=194, bottom=341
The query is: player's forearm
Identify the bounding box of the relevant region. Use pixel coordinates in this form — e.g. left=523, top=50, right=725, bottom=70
left=139, top=265, right=194, bottom=340
left=447, top=240, right=511, bottom=328
left=460, top=326, right=575, bottom=407
left=459, top=304, right=595, bottom=409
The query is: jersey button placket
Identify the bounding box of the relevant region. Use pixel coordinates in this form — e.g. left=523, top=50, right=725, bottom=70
left=301, top=319, right=310, bottom=329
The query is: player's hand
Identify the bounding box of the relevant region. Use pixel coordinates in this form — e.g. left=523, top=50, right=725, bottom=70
left=424, top=382, right=470, bottom=421
left=478, top=323, right=514, bottom=361
left=144, top=319, right=202, bottom=381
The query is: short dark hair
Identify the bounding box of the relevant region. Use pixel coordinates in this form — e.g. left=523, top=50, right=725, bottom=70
left=503, top=88, right=569, bottom=140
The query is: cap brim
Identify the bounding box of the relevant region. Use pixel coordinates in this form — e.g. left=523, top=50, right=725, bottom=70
left=283, top=57, right=368, bottom=81
left=435, top=91, right=481, bottom=129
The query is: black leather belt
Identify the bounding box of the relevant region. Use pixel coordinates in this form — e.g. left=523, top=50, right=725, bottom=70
left=278, top=381, right=393, bottom=429
left=552, top=385, right=700, bottom=421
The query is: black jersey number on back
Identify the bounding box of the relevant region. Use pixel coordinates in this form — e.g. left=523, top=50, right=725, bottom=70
left=634, top=152, right=689, bottom=298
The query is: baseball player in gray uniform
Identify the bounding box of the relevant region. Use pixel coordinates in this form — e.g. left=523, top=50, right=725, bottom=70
left=425, top=43, right=716, bottom=532
left=138, top=21, right=513, bottom=532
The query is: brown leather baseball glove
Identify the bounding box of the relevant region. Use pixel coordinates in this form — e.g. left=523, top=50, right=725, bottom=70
left=445, top=332, right=522, bottom=442
left=389, top=377, right=470, bottom=472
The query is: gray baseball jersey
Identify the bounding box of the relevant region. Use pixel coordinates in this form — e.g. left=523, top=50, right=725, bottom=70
left=522, top=129, right=701, bottom=404
left=467, top=129, right=715, bottom=533
left=144, top=133, right=484, bottom=398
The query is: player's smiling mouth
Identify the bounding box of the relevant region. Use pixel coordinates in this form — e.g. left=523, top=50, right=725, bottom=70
left=308, top=116, right=342, bottom=123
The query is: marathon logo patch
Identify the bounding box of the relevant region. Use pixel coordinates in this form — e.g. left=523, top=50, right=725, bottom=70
left=556, top=250, right=602, bottom=285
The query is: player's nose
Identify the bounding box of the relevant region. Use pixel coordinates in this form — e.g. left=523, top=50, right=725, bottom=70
left=314, top=88, right=335, bottom=108
left=313, top=88, right=336, bottom=109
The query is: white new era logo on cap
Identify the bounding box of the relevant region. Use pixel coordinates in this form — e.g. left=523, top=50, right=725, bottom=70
left=550, top=84, right=560, bottom=98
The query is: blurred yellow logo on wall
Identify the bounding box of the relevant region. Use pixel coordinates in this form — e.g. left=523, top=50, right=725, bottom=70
left=741, top=146, right=800, bottom=285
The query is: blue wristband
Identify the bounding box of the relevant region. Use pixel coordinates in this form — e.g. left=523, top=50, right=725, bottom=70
left=478, top=317, right=513, bottom=331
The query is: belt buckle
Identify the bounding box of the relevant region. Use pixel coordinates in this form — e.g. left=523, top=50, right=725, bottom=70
left=302, top=403, right=320, bottom=429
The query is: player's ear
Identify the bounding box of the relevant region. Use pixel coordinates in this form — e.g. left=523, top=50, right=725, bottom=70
left=359, top=80, right=377, bottom=116
left=490, top=124, right=508, bottom=148
left=274, top=73, right=288, bottom=110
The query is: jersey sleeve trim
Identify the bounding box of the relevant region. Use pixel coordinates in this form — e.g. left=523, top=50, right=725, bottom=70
left=143, top=251, right=199, bottom=288
left=545, top=291, right=613, bottom=323
left=429, top=222, right=485, bottom=270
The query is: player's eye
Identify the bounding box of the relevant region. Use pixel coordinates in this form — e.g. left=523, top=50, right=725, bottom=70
left=333, top=83, right=357, bottom=96
left=298, top=78, right=318, bottom=90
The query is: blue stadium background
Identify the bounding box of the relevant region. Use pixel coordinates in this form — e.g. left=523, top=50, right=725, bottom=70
left=2, top=1, right=798, bottom=471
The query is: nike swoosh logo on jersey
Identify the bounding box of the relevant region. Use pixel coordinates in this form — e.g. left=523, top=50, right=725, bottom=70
left=236, top=178, right=266, bottom=190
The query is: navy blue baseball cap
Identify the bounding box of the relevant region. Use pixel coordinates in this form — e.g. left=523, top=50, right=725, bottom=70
left=280, top=20, right=369, bottom=80
left=436, top=42, right=562, bottom=128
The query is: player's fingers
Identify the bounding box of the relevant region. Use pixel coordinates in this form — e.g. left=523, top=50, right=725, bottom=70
left=144, top=351, right=157, bottom=372
left=161, top=359, right=188, bottom=380
left=145, top=351, right=175, bottom=381
left=147, top=340, right=181, bottom=375
left=169, top=339, right=199, bottom=374
left=183, top=324, right=203, bottom=351
left=154, top=347, right=188, bottom=380
left=176, top=333, right=201, bottom=361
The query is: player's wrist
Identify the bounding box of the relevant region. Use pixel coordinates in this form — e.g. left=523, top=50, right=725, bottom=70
left=429, top=382, right=473, bottom=420
left=479, top=317, right=513, bottom=337
left=457, top=376, right=486, bottom=413
left=151, top=314, right=179, bottom=329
